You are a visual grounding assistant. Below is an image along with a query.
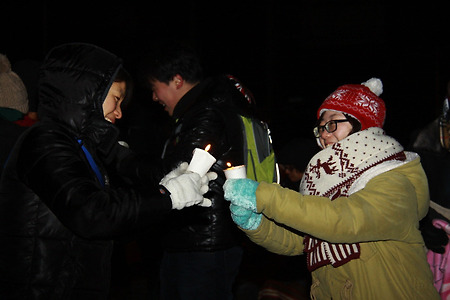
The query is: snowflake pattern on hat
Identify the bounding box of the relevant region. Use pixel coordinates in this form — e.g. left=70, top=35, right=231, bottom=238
left=318, top=78, right=386, bottom=130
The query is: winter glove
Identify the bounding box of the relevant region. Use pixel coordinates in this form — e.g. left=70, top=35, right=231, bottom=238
left=160, top=162, right=189, bottom=186
left=223, top=178, right=259, bottom=212
left=230, top=203, right=262, bottom=230
left=420, top=212, right=449, bottom=254
left=160, top=163, right=217, bottom=209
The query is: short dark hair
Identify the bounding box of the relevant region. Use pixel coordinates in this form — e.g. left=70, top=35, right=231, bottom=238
left=344, top=114, right=362, bottom=134
left=114, top=66, right=133, bottom=108
left=139, top=40, right=203, bottom=87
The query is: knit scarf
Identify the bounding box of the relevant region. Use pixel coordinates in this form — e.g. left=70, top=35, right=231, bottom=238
left=299, top=128, right=407, bottom=271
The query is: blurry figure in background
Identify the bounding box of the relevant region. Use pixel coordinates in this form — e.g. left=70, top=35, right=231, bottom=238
left=224, top=78, right=440, bottom=299
left=0, top=43, right=214, bottom=299
left=409, top=85, right=450, bottom=298
left=410, top=97, right=450, bottom=246
left=0, top=53, right=32, bottom=174
left=13, top=58, right=42, bottom=123
left=0, top=54, right=28, bottom=121
left=277, top=137, right=319, bottom=190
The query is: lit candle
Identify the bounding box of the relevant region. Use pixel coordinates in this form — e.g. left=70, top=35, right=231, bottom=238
left=224, top=162, right=247, bottom=179
left=187, top=144, right=217, bottom=177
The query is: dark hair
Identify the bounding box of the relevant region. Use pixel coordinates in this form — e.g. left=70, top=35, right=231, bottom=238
left=345, top=114, right=362, bottom=134
left=138, top=40, right=203, bottom=88
left=114, top=66, right=133, bottom=108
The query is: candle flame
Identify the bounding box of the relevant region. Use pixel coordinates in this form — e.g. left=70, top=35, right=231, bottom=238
left=226, top=162, right=232, bottom=168
left=205, top=144, right=211, bottom=152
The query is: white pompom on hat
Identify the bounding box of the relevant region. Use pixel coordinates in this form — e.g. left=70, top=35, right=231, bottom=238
left=317, top=78, right=386, bottom=130
left=0, top=53, right=28, bottom=114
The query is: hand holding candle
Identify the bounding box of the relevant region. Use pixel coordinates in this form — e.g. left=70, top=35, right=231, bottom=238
left=224, top=162, right=247, bottom=179
left=187, top=144, right=217, bottom=177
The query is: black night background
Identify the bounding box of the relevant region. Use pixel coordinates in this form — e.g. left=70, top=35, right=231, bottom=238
left=3, top=1, right=450, bottom=149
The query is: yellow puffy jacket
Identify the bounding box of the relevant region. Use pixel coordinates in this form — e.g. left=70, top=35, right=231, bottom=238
left=243, top=157, right=439, bottom=299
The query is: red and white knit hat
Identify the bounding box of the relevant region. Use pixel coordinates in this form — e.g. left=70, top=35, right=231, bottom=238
left=317, top=78, right=386, bottom=130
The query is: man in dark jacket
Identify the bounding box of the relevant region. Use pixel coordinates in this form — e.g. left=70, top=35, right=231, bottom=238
left=118, top=40, right=257, bottom=300
left=0, top=43, right=214, bottom=300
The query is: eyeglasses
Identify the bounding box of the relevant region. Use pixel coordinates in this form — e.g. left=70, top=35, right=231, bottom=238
left=313, top=119, right=349, bottom=138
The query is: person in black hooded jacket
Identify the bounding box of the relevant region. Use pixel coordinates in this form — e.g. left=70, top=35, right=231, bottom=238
left=0, top=43, right=216, bottom=300
left=116, top=40, right=263, bottom=300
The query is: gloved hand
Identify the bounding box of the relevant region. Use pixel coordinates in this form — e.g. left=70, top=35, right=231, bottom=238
left=230, top=203, right=262, bottom=230
left=159, top=162, right=190, bottom=186
left=161, top=163, right=217, bottom=209
left=420, top=213, right=449, bottom=254
left=223, top=178, right=259, bottom=212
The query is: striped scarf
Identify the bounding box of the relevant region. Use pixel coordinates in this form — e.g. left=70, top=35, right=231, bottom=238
left=299, top=128, right=407, bottom=271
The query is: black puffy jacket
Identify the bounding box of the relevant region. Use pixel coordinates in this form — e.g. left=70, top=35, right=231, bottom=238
left=121, top=75, right=255, bottom=252
left=0, top=43, right=172, bottom=299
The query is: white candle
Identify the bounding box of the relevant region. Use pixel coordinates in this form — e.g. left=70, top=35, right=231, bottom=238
left=224, top=164, right=247, bottom=179
left=187, top=145, right=217, bottom=177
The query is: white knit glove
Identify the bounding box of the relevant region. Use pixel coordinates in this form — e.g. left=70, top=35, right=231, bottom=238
left=160, top=163, right=217, bottom=209
left=159, top=162, right=189, bottom=187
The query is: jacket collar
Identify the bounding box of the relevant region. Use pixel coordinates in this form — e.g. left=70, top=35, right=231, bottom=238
left=172, top=77, right=212, bottom=120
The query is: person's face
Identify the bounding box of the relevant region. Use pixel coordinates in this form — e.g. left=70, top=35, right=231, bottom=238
left=103, top=81, right=126, bottom=124
left=317, top=110, right=353, bottom=149
left=150, top=78, right=181, bottom=116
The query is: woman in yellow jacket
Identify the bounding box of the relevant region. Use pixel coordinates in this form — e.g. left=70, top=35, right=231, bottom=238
left=224, top=78, right=439, bottom=299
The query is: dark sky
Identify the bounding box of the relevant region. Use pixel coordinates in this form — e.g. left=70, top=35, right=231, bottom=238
left=3, top=1, right=450, bottom=147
